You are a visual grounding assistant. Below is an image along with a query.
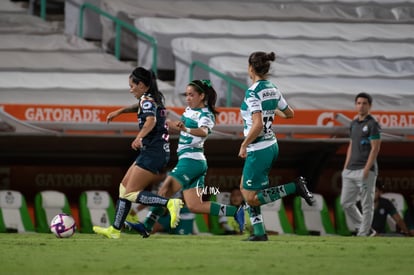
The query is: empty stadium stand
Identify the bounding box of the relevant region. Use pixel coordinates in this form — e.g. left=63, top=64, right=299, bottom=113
left=0, top=8, right=175, bottom=108
left=209, top=55, right=414, bottom=107
left=171, top=37, right=414, bottom=107
left=134, top=17, right=414, bottom=71
left=95, top=0, right=414, bottom=59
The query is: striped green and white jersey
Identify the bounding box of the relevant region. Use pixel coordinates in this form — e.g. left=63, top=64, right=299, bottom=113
left=240, top=80, right=288, bottom=151
left=177, top=106, right=215, bottom=160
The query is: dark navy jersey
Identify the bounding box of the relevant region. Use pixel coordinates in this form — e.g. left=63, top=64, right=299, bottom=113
left=137, top=94, right=169, bottom=147
left=347, top=114, right=381, bottom=172
left=372, top=197, right=397, bottom=234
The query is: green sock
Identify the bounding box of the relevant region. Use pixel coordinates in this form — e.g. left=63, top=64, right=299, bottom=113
left=257, top=182, right=296, bottom=204
left=144, top=206, right=165, bottom=231
left=248, top=205, right=265, bottom=236
left=210, top=201, right=237, bottom=216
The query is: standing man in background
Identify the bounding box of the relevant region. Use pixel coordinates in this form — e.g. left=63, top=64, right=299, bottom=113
left=341, top=92, right=381, bottom=236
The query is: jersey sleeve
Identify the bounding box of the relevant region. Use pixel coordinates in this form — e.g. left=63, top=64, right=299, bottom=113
left=198, top=111, right=215, bottom=131
left=369, top=119, right=382, bottom=140
left=140, top=98, right=157, bottom=118
left=246, top=90, right=262, bottom=114
left=277, top=93, right=289, bottom=111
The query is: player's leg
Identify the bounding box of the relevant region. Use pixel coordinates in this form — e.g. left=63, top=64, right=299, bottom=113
left=124, top=147, right=183, bottom=226
left=125, top=175, right=183, bottom=237
left=240, top=149, right=270, bottom=241
left=93, top=162, right=137, bottom=238
left=245, top=144, right=314, bottom=207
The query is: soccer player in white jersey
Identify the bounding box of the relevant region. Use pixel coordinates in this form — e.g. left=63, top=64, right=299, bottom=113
left=126, top=80, right=244, bottom=237
left=239, top=51, right=315, bottom=241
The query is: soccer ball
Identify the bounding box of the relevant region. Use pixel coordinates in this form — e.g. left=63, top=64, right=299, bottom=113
left=50, top=213, right=76, bottom=238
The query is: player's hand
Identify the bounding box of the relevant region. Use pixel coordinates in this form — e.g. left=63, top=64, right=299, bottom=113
left=131, top=137, right=143, bottom=150
left=238, top=146, right=247, bottom=159
left=106, top=111, right=119, bottom=124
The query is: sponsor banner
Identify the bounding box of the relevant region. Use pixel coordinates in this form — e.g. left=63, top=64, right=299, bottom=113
left=2, top=103, right=414, bottom=128
left=2, top=165, right=124, bottom=202
left=2, top=165, right=413, bottom=207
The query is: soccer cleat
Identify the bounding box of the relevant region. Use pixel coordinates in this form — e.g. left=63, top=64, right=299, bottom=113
left=125, top=212, right=139, bottom=224
left=368, top=228, right=377, bottom=237
left=124, top=221, right=151, bottom=238
left=243, top=234, right=268, bottom=241
left=295, top=176, right=315, bottom=206
left=167, top=198, right=184, bottom=228
left=93, top=225, right=120, bottom=239
left=234, top=203, right=245, bottom=233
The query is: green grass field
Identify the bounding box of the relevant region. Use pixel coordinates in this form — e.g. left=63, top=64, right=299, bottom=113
left=1, top=233, right=413, bottom=275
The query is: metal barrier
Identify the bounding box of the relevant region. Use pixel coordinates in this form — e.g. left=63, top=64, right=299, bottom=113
left=78, top=2, right=158, bottom=74
left=189, top=60, right=247, bottom=107
left=40, top=0, right=47, bottom=20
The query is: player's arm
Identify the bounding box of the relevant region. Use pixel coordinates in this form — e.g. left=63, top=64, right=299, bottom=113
left=275, top=106, right=294, bottom=119
left=239, top=111, right=263, bottom=159
left=106, top=103, right=140, bottom=123
left=131, top=115, right=156, bottom=150
left=178, top=114, right=213, bottom=137
left=392, top=212, right=412, bottom=236
left=185, top=126, right=208, bottom=137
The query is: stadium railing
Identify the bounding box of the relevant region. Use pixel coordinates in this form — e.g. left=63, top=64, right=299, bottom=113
left=190, top=60, right=248, bottom=108
left=78, top=2, right=158, bottom=74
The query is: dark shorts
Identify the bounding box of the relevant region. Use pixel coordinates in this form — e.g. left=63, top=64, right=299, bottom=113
left=135, top=142, right=170, bottom=174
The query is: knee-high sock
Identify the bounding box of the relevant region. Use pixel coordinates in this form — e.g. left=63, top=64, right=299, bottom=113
left=136, top=191, right=169, bottom=206
left=113, top=198, right=132, bottom=230
left=247, top=204, right=265, bottom=236
left=144, top=206, right=165, bottom=231
left=257, top=182, right=296, bottom=205
left=210, top=201, right=237, bottom=216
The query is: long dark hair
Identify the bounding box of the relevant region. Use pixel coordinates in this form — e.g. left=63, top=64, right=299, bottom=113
left=130, top=67, right=165, bottom=108
left=248, top=51, right=276, bottom=78
left=188, top=79, right=219, bottom=118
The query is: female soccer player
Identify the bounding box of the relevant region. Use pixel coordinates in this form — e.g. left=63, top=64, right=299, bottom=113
left=126, top=80, right=244, bottom=237
left=239, top=51, right=315, bottom=241
left=93, top=67, right=183, bottom=239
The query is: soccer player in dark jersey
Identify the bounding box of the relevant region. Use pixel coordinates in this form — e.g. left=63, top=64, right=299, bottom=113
left=93, top=67, right=183, bottom=239
left=340, top=92, right=381, bottom=236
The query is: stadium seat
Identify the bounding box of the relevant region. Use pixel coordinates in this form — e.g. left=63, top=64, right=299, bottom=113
left=193, top=213, right=212, bottom=235
left=261, top=199, right=293, bottom=235
left=34, top=190, right=72, bottom=233
left=293, top=193, right=336, bottom=235
left=334, top=196, right=356, bottom=236
left=0, top=190, right=35, bottom=233
left=78, top=190, right=115, bottom=233
left=381, top=192, right=408, bottom=233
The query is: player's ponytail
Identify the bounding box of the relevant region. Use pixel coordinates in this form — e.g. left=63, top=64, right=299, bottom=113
left=248, top=51, right=276, bottom=78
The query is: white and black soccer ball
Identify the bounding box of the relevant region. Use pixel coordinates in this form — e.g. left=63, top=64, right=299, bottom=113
left=50, top=213, right=76, bottom=238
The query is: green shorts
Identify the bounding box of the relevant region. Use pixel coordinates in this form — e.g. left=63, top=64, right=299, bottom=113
left=169, top=158, right=207, bottom=191
left=242, top=143, right=279, bottom=191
